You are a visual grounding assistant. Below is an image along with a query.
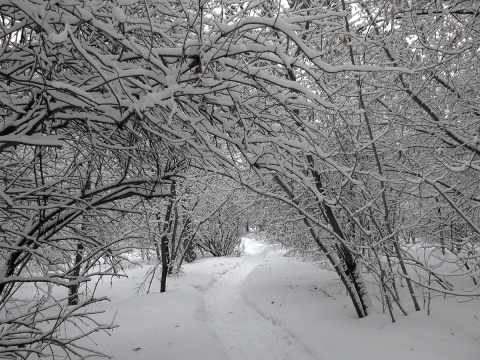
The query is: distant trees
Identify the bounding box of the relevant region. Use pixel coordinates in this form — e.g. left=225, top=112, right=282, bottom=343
left=195, top=181, right=251, bottom=258
left=0, top=0, right=479, bottom=357
left=138, top=171, right=252, bottom=293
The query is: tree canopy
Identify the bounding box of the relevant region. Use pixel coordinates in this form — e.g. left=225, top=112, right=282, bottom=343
left=0, top=0, right=479, bottom=357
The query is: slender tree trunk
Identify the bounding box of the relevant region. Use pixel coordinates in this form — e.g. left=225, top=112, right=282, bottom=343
left=160, top=182, right=175, bottom=293
left=68, top=178, right=90, bottom=305
left=68, top=242, right=84, bottom=305
left=348, top=0, right=421, bottom=313
left=160, top=233, right=170, bottom=293
left=154, top=233, right=162, bottom=261
left=168, top=205, right=179, bottom=275
left=274, top=174, right=371, bottom=318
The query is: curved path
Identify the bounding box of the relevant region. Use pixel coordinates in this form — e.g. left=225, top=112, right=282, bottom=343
left=203, top=238, right=318, bottom=360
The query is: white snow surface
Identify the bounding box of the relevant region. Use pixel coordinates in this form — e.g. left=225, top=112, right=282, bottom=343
left=84, top=235, right=479, bottom=359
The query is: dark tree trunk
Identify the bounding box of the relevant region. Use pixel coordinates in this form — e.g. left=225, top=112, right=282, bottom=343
left=159, top=182, right=175, bottom=293
left=68, top=178, right=90, bottom=305
left=274, top=173, right=370, bottom=318
left=68, top=242, right=84, bottom=305
left=168, top=205, right=179, bottom=275
left=160, top=234, right=170, bottom=293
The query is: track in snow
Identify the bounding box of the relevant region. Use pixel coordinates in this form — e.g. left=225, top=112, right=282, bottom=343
left=203, top=240, right=319, bottom=360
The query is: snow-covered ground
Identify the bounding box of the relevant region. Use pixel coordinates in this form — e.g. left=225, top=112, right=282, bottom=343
left=85, top=235, right=479, bottom=359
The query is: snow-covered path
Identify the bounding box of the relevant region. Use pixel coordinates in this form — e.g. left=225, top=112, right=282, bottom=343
left=203, top=238, right=318, bottom=360
left=89, top=235, right=479, bottom=360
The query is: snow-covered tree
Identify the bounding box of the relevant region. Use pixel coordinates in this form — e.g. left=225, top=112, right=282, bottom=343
left=1, top=0, right=479, bottom=356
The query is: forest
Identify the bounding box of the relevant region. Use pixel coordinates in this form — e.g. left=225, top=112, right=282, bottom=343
left=0, top=0, right=479, bottom=358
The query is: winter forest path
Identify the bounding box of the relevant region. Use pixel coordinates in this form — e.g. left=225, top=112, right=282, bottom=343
left=203, top=236, right=319, bottom=360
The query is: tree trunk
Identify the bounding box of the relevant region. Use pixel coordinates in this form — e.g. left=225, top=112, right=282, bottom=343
left=160, top=233, right=170, bottom=293
left=274, top=174, right=371, bottom=318
left=68, top=178, right=90, bottom=305
left=68, top=242, right=84, bottom=305
left=159, top=182, right=175, bottom=292
left=168, top=205, right=179, bottom=275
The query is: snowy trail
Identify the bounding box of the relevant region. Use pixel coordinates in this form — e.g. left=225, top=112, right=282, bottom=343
left=87, top=235, right=479, bottom=360
left=203, top=238, right=319, bottom=360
